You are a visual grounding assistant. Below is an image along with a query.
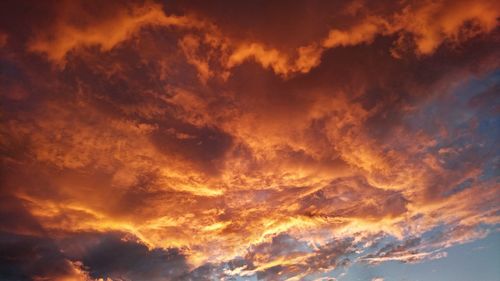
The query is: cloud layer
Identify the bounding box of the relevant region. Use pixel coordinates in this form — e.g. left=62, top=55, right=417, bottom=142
left=1, top=0, right=499, bottom=280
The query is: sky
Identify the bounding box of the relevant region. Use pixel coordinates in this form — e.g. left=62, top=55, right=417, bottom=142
left=0, top=0, right=499, bottom=280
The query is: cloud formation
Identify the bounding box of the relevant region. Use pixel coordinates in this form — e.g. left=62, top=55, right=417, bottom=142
left=0, top=0, right=499, bottom=280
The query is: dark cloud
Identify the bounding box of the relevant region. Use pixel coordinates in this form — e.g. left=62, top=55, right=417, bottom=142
left=61, top=232, right=189, bottom=281
left=0, top=228, right=190, bottom=281
left=300, top=177, right=408, bottom=219
left=362, top=237, right=422, bottom=264
left=0, top=231, right=82, bottom=281
left=0, top=196, right=45, bottom=236
left=151, top=123, right=233, bottom=175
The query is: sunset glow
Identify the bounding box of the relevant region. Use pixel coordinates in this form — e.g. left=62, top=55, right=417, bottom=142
left=1, top=1, right=499, bottom=280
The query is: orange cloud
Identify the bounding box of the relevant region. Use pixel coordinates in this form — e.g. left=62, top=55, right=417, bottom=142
left=27, top=1, right=200, bottom=63
left=1, top=0, right=499, bottom=280
left=0, top=32, right=7, bottom=48
left=392, top=0, right=499, bottom=55
left=26, top=0, right=499, bottom=78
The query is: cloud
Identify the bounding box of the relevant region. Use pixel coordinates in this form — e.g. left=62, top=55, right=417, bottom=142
left=26, top=1, right=200, bottom=64
left=0, top=231, right=90, bottom=281
left=0, top=32, right=7, bottom=48
left=0, top=222, right=189, bottom=281
left=61, top=232, right=189, bottom=281
left=391, top=0, right=499, bottom=56
left=0, top=0, right=499, bottom=280
left=363, top=250, right=448, bottom=264
left=19, top=0, right=499, bottom=76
